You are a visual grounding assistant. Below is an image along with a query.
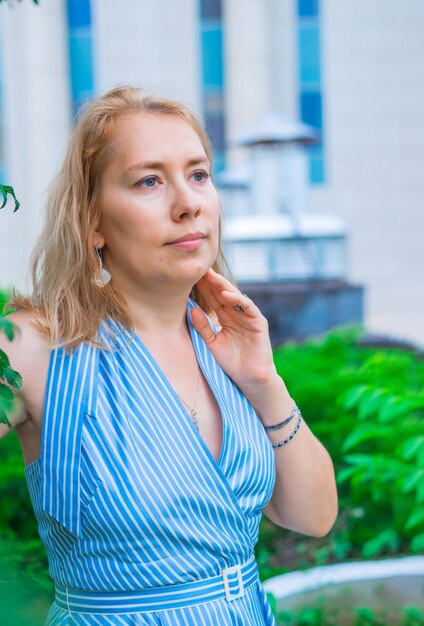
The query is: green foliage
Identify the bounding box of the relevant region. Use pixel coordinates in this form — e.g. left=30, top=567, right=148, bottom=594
left=403, top=607, right=424, bottom=626
left=0, top=180, right=21, bottom=427
left=267, top=589, right=424, bottom=626
left=336, top=355, right=424, bottom=557
left=0, top=290, right=21, bottom=427
left=0, top=535, right=52, bottom=625
left=0, top=433, right=39, bottom=538
left=0, top=430, right=52, bottom=618
left=0, top=184, right=20, bottom=211
left=267, top=327, right=424, bottom=566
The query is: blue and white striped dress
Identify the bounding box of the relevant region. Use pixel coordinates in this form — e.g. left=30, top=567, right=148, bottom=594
left=25, top=299, right=278, bottom=625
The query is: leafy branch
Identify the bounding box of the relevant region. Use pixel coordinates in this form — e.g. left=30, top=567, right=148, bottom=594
left=0, top=328, right=22, bottom=427
left=0, top=184, right=20, bottom=212
left=0, top=185, right=22, bottom=425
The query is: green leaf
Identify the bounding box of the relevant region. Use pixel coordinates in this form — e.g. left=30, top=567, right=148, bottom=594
left=343, top=453, right=375, bottom=467
left=342, top=424, right=394, bottom=452
left=340, top=384, right=369, bottom=411
left=0, top=349, right=10, bottom=370
left=0, top=316, right=15, bottom=340
left=399, top=436, right=424, bottom=462
left=2, top=366, right=22, bottom=390
left=405, top=506, right=424, bottom=531
left=378, top=396, right=417, bottom=422
left=336, top=465, right=358, bottom=484
left=410, top=532, right=424, bottom=553
left=362, top=529, right=400, bottom=559
left=0, top=404, right=11, bottom=427
left=0, top=183, right=20, bottom=212
left=0, top=382, right=13, bottom=400
left=401, top=469, right=424, bottom=494
left=358, top=388, right=387, bottom=421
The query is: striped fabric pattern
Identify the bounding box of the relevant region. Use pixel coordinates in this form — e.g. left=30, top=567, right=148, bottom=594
left=24, top=299, right=278, bottom=625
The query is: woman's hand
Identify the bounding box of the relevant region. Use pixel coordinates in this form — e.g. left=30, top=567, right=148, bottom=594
left=190, top=269, right=289, bottom=417
left=192, top=270, right=338, bottom=536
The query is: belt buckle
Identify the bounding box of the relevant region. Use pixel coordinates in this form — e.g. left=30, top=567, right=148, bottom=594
left=222, top=563, right=245, bottom=601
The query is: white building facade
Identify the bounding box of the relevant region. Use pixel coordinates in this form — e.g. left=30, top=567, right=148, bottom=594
left=0, top=0, right=423, bottom=345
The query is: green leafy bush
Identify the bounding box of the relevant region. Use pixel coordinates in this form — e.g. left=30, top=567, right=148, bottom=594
left=259, top=327, right=424, bottom=570
left=337, top=353, right=424, bottom=557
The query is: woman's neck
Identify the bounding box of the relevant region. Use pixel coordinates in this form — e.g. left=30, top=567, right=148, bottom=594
left=124, top=288, right=193, bottom=338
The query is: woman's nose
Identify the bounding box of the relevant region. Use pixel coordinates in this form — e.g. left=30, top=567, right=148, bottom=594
left=171, top=183, right=201, bottom=221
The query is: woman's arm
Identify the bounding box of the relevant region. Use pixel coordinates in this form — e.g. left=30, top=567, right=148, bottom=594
left=191, top=269, right=338, bottom=537
left=248, top=375, right=338, bottom=536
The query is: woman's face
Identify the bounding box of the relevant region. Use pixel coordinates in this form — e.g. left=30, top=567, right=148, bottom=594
left=96, top=112, right=220, bottom=297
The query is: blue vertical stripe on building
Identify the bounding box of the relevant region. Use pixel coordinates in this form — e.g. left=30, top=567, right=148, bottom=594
left=298, top=24, right=321, bottom=83
left=296, top=0, right=325, bottom=184
left=66, top=0, right=94, bottom=116
left=297, top=0, right=319, bottom=18
left=201, top=27, right=224, bottom=88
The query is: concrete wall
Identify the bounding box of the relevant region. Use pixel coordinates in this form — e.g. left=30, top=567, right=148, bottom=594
left=93, top=0, right=201, bottom=109
left=309, top=0, right=424, bottom=345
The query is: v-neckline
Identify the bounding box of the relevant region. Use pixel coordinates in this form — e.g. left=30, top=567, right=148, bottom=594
left=120, top=300, right=228, bottom=468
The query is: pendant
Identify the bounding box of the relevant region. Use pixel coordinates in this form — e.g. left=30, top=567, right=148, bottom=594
left=191, top=409, right=199, bottom=430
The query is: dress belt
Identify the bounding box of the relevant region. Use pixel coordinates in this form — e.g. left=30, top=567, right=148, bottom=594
left=55, top=556, right=258, bottom=614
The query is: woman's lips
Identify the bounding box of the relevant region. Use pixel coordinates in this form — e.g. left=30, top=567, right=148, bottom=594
left=166, top=238, right=205, bottom=251
left=166, top=232, right=206, bottom=251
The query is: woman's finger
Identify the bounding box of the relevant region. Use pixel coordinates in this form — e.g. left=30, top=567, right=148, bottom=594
left=220, top=290, right=261, bottom=319
left=195, top=276, right=223, bottom=310
left=198, top=270, right=245, bottom=308
left=189, top=305, right=217, bottom=348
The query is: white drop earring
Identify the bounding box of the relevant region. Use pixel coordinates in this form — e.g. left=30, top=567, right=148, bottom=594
left=93, top=246, right=111, bottom=288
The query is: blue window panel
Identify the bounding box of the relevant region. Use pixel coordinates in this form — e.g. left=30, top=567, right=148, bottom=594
left=300, top=90, right=322, bottom=130
left=298, top=25, right=320, bottom=84
left=67, top=0, right=91, bottom=30
left=308, top=144, right=325, bottom=184
left=201, top=28, right=224, bottom=88
left=297, top=0, right=319, bottom=18
left=200, top=0, right=222, bottom=19
left=69, top=33, right=94, bottom=108
left=205, top=114, right=225, bottom=152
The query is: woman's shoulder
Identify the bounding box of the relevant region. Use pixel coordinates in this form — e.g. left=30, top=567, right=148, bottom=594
left=2, top=309, right=50, bottom=363
left=0, top=309, right=51, bottom=429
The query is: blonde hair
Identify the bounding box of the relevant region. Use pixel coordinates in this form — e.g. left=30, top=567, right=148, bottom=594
left=14, top=86, right=233, bottom=349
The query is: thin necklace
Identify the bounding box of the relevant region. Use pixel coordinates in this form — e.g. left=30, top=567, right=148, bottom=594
left=177, top=368, right=200, bottom=430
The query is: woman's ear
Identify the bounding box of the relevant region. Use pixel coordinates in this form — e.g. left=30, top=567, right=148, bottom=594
left=92, top=232, right=105, bottom=249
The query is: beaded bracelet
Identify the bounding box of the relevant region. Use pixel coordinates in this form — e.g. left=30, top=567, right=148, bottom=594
left=264, top=400, right=300, bottom=432
left=271, top=415, right=302, bottom=449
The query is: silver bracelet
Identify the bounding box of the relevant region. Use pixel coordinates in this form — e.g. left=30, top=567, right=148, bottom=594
left=264, top=400, right=300, bottom=432
left=271, top=415, right=302, bottom=449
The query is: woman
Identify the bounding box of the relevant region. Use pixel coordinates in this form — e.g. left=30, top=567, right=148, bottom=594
left=0, top=86, right=338, bottom=625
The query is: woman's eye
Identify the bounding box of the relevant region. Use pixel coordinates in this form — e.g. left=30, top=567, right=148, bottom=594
left=191, top=170, right=209, bottom=183
left=139, top=176, right=158, bottom=188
